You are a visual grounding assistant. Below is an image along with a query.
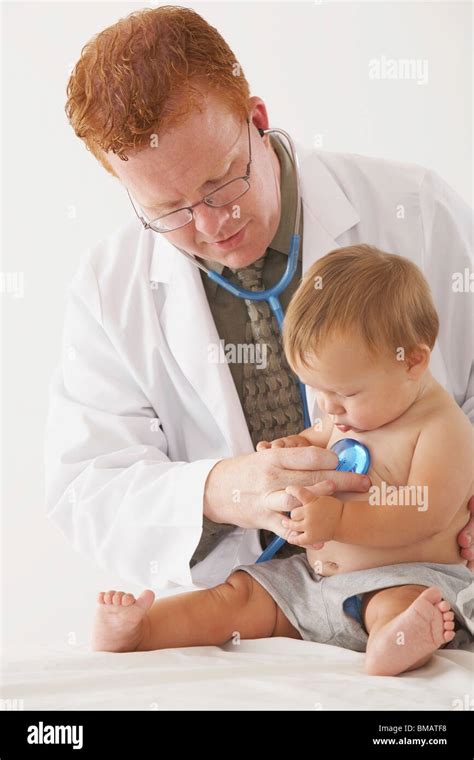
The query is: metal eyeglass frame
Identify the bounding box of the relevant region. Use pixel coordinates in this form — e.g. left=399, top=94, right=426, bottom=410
left=126, top=118, right=253, bottom=234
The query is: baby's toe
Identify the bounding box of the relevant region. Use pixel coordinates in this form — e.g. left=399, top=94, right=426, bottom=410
left=104, top=590, right=117, bottom=604
left=443, top=629, right=456, bottom=643
left=122, top=593, right=136, bottom=606
left=97, top=592, right=105, bottom=604
left=112, top=591, right=125, bottom=605
left=437, top=599, right=451, bottom=613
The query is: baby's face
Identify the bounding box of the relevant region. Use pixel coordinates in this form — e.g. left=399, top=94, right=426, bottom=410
left=295, top=334, right=420, bottom=433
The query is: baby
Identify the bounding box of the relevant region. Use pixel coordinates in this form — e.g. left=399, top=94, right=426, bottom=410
left=92, top=244, right=473, bottom=675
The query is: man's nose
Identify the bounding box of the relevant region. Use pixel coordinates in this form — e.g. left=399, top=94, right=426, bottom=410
left=192, top=204, right=231, bottom=239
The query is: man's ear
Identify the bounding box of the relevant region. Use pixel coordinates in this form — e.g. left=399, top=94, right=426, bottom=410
left=405, top=344, right=431, bottom=379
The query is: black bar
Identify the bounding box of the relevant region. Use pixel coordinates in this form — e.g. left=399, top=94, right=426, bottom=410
left=0, top=709, right=471, bottom=756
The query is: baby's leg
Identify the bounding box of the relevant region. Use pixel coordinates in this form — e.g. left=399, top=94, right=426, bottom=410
left=361, top=585, right=456, bottom=676
left=92, top=571, right=302, bottom=653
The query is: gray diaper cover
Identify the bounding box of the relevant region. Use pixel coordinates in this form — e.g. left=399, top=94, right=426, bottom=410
left=233, top=554, right=474, bottom=652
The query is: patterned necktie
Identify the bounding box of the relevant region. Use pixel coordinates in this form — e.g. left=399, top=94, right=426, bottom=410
left=190, top=250, right=305, bottom=567
left=230, top=251, right=306, bottom=559
left=230, top=251, right=304, bottom=448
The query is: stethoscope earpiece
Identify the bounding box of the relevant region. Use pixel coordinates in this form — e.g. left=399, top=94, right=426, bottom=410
left=258, top=127, right=265, bottom=137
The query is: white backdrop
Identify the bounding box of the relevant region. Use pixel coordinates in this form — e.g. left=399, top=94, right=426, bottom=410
left=2, top=0, right=472, bottom=651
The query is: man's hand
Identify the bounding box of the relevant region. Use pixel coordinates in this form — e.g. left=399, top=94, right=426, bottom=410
left=280, top=482, right=341, bottom=547
left=256, top=435, right=311, bottom=450
left=203, top=446, right=371, bottom=537
left=458, top=495, right=474, bottom=570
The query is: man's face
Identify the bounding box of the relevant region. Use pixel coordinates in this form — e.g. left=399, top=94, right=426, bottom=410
left=106, top=92, right=282, bottom=270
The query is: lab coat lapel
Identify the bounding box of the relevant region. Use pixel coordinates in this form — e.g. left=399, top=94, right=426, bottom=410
left=297, top=142, right=361, bottom=419
left=297, top=141, right=360, bottom=273
left=150, top=235, right=253, bottom=454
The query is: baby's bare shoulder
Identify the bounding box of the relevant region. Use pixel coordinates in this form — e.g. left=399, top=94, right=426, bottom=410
left=425, top=394, right=471, bottom=438
left=414, top=383, right=471, bottom=436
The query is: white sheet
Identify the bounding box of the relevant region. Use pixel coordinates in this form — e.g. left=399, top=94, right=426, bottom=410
left=2, top=639, right=472, bottom=711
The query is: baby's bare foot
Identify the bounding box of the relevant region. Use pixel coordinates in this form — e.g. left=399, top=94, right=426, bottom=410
left=365, top=586, right=456, bottom=676
left=92, top=589, right=155, bottom=652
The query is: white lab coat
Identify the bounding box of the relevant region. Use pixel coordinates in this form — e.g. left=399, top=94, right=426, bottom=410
left=44, top=141, right=473, bottom=590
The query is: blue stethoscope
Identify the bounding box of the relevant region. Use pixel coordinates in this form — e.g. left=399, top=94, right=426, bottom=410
left=256, top=438, right=371, bottom=562
left=172, top=128, right=371, bottom=562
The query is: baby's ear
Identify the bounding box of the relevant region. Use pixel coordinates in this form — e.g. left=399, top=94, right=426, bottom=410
left=405, top=344, right=430, bottom=378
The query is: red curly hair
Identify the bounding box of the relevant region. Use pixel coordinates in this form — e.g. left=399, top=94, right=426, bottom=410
left=65, top=5, right=251, bottom=176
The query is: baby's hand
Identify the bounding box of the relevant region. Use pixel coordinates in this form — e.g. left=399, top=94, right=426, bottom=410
left=256, top=434, right=311, bottom=451
left=282, top=481, right=340, bottom=547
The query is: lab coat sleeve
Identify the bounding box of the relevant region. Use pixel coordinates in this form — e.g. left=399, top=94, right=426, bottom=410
left=44, top=255, right=223, bottom=589
left=420, top=169, right=474, bottom=424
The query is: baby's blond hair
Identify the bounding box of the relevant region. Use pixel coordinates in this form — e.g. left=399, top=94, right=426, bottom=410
left=283, top=244, right=439, bottom=371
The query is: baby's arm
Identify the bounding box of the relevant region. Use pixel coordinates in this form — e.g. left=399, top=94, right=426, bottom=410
left=285, top=412, right=473, bottom=548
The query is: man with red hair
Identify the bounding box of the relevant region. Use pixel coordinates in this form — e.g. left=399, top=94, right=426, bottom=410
left=45, top=6, right=474, bottom=592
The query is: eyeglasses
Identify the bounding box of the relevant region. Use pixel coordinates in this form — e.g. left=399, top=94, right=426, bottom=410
left=127, top=118, right=253, bottom=234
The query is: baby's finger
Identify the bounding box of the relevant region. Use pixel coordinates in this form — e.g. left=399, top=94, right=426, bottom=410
left=289, top=505, right=305, bottom=521
left=286, top=530, right=310, bottom=547
left=285, top=484, right=315, bottom=505
left=297, top=480, right=336, bottom=498
left=262, top=489, right=306, bottom=513
left=256, top=441, right=271, bottom=451
left=281, top=515, right=305, bottom=532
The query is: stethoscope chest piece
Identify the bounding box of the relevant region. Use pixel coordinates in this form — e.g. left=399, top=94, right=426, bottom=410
left=331, top=438, right=371, bottom=475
